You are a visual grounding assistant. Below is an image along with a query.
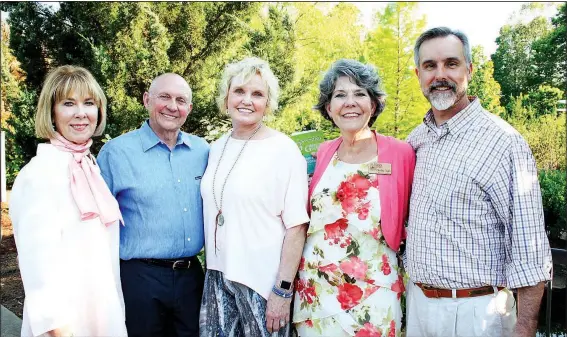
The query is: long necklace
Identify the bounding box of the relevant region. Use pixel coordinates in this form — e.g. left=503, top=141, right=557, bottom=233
left=212, top=123, right=262, bottom=251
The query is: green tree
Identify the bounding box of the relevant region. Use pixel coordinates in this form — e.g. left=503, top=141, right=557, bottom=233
left=1, top=2, right=262, bottom=152
left=468, top=46, right=505, bottom=117
left=267, top=3, right=365, bottom=137
left=511, top=114, right=566, bottom=171
left=530, top=3, right=566, bottom=93
left=522, top=85, right=563, bottom=118
left=364, top=2, right=428, bottom=139
left=2, top=2, right=52, bottom=90
left=492, top=16, right=551, bottom=109
left=1, top=21, right=25, bottom=129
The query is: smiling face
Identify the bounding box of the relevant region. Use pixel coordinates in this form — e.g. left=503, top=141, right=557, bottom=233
left=326, top=76, right=376, bottom=134
left=144, top=74, right=192, bottom=138
left=416, top=35, right=472, bottom=114
left=226, top=73, right=268, bottom=129
left=53, top=93, right=98, bottom=144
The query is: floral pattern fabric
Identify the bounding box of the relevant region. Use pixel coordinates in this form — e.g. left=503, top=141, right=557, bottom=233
left=293, top=153, right=403, bottom=337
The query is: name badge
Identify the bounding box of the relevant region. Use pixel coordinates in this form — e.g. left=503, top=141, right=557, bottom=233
left=368, top=162, right=392, bottom=175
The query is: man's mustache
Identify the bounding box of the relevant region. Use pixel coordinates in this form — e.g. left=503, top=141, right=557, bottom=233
left=429, top=81, right=457, bottom=92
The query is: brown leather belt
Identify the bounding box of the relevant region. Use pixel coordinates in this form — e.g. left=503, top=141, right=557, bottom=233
left=415, top=283, right=504, bottom=298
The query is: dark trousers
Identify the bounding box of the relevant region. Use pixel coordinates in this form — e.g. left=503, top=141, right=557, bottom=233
left=120, top=258, right=205, bottom=337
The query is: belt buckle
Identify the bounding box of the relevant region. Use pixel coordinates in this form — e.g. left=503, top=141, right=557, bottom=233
left=172, top=260, right=190, bottom=270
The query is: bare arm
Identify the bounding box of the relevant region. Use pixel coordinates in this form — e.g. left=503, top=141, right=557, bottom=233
left=515, top=282, right=545, bottom=337
left=265, top=223, right=308, bottom=333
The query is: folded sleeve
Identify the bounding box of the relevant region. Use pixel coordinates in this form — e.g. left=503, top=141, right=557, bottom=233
left=9, top=172, right=71, bottom=336
left=281, top=142, right=310, bottom=228
left=488, top=135, right=552, bottom=288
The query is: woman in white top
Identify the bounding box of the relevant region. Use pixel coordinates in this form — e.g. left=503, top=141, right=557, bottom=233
left=9, top=65, right=127, bottom=337
left=199, top=57, right=310, bottom=337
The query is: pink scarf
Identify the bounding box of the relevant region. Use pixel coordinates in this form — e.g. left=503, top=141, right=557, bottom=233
left=50, top=132, right=123, bottom=226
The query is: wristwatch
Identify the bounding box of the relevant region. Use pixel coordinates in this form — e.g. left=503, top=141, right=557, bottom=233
left=279, top=280, right=292, bottom=291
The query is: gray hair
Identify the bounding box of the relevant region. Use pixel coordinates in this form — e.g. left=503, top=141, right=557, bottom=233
left=216, top=57, right=280, bottom=115
left=413, top=27, right=472, bottom=68
left=314, top=59, right=386, bottom=127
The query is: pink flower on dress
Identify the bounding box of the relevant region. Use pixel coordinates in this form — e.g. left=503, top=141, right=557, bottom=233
left=336, top=283, right=363, bottom=310
left=381, top=254, right=391, bottom=275
left=356, top=201, right=371, bottom=220
left=324, top=218, right=348, bottom=241
left=368, top=226, right=382, bottom=241
left=351, top=174, right=371, bottom=198
left=370, top=175, right=379, bottom=188
left=391, top=274, right=405, bottom=300
left=388, top=320, right=396, bottom=337
left=319, top=263, right=338, bottom=273
left=340, top=256, right=368, bottom=280
left=364, top=284, right=379, bottom=298
left=336, top=180, right=357, bottom=201
left=305, top=320, right=313, bottom=327
left=355, top=322, right=382, bottom=337
left=296, top=278, right=317, bottom=304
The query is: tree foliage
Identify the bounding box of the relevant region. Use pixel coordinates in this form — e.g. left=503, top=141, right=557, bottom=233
left=364, top=2, right=428, bottom=139
left=1, top=21, right=25, bottom=129
left=492, top=16, right=551, bottom=108
left=530, top=3, right=566, bottom=94
left=468, top=46, right=505, bottom=117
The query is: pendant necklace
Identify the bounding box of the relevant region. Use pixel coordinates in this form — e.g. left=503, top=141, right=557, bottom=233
left=212, top=123, right=262, bottom=251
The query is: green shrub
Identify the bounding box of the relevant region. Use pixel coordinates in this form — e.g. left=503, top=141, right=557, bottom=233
left=539, top=170, right=566, bottom=244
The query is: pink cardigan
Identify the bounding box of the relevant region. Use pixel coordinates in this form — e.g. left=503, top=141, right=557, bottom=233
left=309, top=131, right=415, bottom=252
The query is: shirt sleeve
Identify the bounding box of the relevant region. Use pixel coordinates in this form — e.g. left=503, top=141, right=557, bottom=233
left=96, top=144, right=116, bottom=196
left=9, top=171, right=71, bottom=336
left=280, top=142, right=310, bottom=229
left=489, top=134, right=552, bottom=289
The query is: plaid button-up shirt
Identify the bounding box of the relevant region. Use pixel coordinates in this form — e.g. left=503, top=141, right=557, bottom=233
left=406, top=98, right=552, bottom=289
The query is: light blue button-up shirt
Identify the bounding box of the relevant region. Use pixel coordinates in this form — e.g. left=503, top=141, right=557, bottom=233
left=97, top=120, right=209, bottom=260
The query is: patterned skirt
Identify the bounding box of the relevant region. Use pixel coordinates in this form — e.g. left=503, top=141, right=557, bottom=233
left=199, top=269, right=290, bottom=337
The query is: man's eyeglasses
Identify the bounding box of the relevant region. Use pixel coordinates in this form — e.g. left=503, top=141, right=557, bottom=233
left=151, top=93, right=191, bottom=108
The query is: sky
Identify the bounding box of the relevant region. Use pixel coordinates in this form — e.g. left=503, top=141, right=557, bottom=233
left=354, top=2, right=560, bottom=57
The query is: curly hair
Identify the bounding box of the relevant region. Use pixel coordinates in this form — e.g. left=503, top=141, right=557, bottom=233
left=314, top=59, right=386, bottom=127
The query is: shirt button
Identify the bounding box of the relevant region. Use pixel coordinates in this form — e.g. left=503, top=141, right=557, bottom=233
left=184, top=208, right=187, bottom=212
left=187, top=238, right=191, bottom=242
left=178, top=179, right=181, bottom=183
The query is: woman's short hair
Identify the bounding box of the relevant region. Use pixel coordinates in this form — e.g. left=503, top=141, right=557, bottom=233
left=216, top=57, right=280, bottom=115
left=314, top=59, right=386, bottom=128
left=35, top=65, right=107, bottom=139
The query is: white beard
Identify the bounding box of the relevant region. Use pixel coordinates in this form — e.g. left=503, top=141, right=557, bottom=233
left=428, top=90, right=456, bottom=111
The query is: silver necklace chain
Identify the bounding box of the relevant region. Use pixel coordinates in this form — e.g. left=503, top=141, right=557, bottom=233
left=212, top=124, right=263, bottom=219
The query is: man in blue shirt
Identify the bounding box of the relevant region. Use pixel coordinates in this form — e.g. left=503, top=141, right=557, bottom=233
left=98, top=73, right=209, bottom=337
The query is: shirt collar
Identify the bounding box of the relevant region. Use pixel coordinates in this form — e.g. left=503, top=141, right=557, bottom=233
left=139, top=120, right=192, bottom=152
left=423, top=96, right=481, bottom=136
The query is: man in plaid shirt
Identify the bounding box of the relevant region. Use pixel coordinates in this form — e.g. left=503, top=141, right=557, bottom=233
left=405, top=27, right=552, bottom=337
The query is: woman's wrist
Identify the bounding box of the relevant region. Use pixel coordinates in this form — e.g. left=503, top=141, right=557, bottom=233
left=272, top=285, right=293, bottom=298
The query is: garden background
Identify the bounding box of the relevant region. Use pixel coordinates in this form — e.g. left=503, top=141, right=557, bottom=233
left=0, top=1, right=566, bottom=333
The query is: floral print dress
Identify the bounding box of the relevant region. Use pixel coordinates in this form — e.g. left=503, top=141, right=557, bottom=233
left=293, top=153, right=404, bottom=337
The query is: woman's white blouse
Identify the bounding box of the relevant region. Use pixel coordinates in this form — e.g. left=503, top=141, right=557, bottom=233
left=9, top=143, right=127, bottom=337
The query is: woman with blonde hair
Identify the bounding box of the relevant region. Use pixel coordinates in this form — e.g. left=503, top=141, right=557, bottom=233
left=9, top=65, right=127, bottom=337
left=199, top=57, right=309, bottom=337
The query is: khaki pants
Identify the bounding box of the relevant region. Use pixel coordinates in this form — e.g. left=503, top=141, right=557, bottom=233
left=405, top=280, right=517, bottom=337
